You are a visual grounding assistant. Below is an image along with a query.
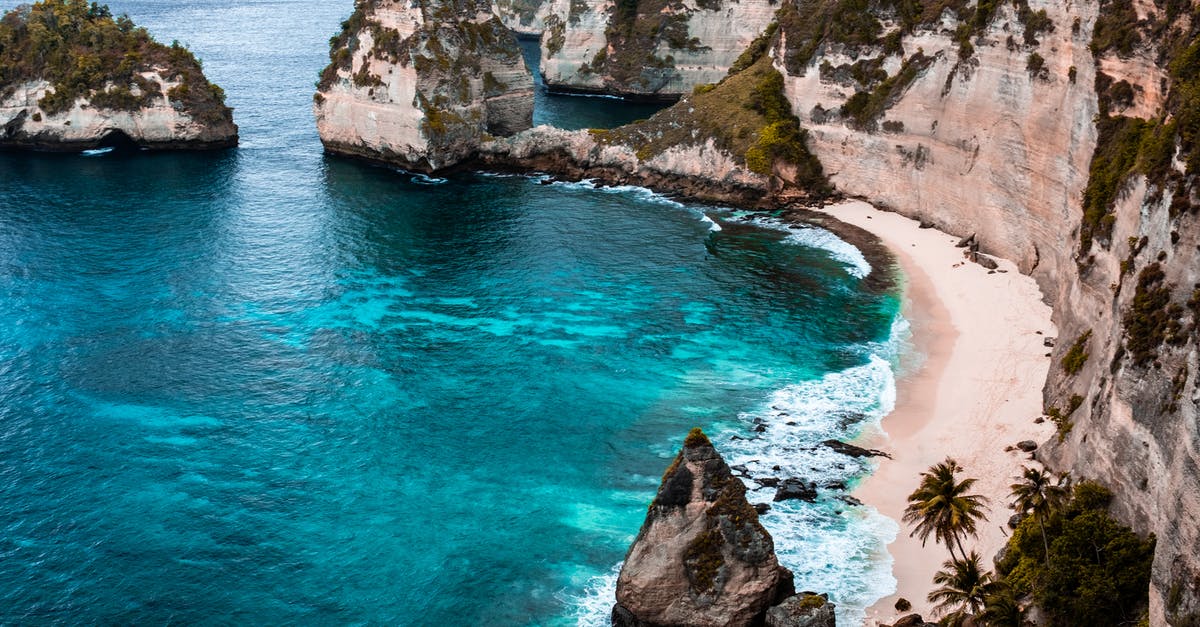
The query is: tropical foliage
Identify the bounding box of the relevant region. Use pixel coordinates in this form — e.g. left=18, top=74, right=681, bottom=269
left=995, top=480, right=1155, bottom=626
left=927, top=551, right=1001, bottom=625
left=1009, top=466, right=1070, bottom=564
left=0, top=0, right=229, bottom=122
left=902, top=457, right=989, bottom=560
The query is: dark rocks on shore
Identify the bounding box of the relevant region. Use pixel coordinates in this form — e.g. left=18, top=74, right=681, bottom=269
left=890, top=614, right=937, bottom=627
left=765, top=593, right=836, bottom=627
left=1017, top=440, right=1039, bottom=452
left=774, top=479, right=818, bottom=502
left=974, top=253, right=1000, bottom=270
left=822, top=439, right=891, bottom=459
left=894, top=598, right=911, bottom=612
left=955, top=233, right=976, bottom=248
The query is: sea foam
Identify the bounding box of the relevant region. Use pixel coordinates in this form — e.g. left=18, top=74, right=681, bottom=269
left=736, top=215, right=873, bottom=279
left=568, top=346, right=906, bottom=625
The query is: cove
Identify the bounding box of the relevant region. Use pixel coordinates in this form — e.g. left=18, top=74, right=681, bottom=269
left=0, top=0, right=900, bottom=623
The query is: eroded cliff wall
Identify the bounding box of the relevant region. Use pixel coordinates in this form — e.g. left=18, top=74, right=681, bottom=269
left=763, top=0, right=1200, bottom=622
left=314, top=0, right=533, bottom=172
left=538, top=0, right=777, bottom=98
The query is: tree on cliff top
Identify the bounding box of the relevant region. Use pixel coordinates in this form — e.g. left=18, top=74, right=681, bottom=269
left=0, top=0, right=230, bottom=122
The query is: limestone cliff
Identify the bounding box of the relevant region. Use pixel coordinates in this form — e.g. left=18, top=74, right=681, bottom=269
left=537, top=0, right=777, bottom=99
left=757, top=0, right=1199, bottom=623
left=314, top=0, right=533, bottom=172
left=0, top=0, right=236, bottom=151
left=493, top=0, right=553, bottom=36
left=612, top=428, right=803, bottom=627
left=485, top=0, right=1200, bottom=620
left=479, top=48, right=828, bottom=205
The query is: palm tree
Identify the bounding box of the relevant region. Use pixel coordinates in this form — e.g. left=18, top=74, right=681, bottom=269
left=927, top=551, right=1000, bottom=625
left=1009, top=466, right=1070, bottom=564
left=903, top=457, right=990, bottom=560
left=979, top=583, right=1023, bottom=627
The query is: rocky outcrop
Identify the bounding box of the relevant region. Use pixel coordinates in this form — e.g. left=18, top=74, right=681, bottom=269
left=538, top=0, right=777, bottom=99
left=477, top=48, right=828, bottom=206
left=0, top=1, right=236, bottom=150
left=612, top=428, right=799, bottom=627
left=765, top=593, right=836, bottom=627
left=477, top=125, right=771, bottom=205
left=314, top=0, right=533, bottom=172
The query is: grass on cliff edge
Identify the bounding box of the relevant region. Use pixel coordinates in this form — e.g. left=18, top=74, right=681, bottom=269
left=595, top=52, right=831, bottom=196
left=0, top=0, right=230, bottom=122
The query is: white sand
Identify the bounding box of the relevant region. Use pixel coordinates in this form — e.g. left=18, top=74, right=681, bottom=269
left=818, top=201, right=1058, bottom=625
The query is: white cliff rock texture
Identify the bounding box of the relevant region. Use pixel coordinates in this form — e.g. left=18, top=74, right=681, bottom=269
left=0, top=2, right=236, bottom=150
left=314, top=0, right=534, bottom=172
left=538, top=0, right=777, bottom=98
left=763, top=0, right=1200, bottom=623
left=493, top=0, right=554, bottom=36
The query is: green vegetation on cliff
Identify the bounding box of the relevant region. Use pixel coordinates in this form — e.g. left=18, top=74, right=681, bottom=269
left=1080, top=0, right=1200, bottom=254
left=599, top=30, right=829, bottom=196
left=777, top=0, right=1051, bottom=76
left=0, top=0, right=230, bottom=122
left=592, top=0, right=697, bottom=90
left=905, top=461, right=1155, bottom=626
left=996, top=481, right=1155, bottom=626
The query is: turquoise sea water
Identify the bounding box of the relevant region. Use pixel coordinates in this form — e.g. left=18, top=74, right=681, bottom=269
left=0, top=1, right=903, bottom=624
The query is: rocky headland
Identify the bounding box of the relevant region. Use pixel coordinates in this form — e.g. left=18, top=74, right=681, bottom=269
left=614, top=428, right=835, bottom=627
left=313, top=0, right=534, bottom=172
left=0, top=0, right=236, bottom=151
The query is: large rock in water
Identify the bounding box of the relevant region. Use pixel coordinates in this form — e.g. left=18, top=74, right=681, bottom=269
left=313, top=0, right=533, bottom=172
left=612, top=428, right=796, bottom=627
left=0, top=1, right=237, bottom=150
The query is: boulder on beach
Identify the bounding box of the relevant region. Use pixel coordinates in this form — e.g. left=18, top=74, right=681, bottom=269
left=765, top=592, right=836, bottom=627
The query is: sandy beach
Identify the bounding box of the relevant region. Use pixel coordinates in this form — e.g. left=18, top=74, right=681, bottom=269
left=818, top=201, right=1058, bottom=625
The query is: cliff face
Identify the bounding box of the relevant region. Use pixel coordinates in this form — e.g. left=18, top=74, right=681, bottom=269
left=493, top=0, right=553, bottom=36
left=314, top=0, right=533, bottom=172
left=613, top=429, right=802, bottom=627
left=479, top=49, right=827, bottom=205
left=762, top=0, right=1200, bottom=622
left=538, top=0, right=777, bottom=99
left=486, top=0, right=1200, bottom=620
left=0, top=1, right=236, bottom=150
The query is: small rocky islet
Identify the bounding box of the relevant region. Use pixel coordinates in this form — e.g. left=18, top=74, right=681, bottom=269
left=0, top=0, right=236, bottom=151
left=613, top=428, right=834, bottom=627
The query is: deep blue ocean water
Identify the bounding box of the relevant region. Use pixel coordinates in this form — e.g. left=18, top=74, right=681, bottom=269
left=0, top=1, right=903, bottom=624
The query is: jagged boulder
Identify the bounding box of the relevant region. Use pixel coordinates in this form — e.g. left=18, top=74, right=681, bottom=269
left=613, top=428, right=795, bottom=627
left=0, top=0, right=237, bottom=151
left=765, top=593, right=836, bottom=627
left=314, top=0, right=533, bottom=172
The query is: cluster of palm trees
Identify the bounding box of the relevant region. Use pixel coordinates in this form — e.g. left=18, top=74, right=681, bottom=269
left=902, top=458, right=1070, bottom=625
